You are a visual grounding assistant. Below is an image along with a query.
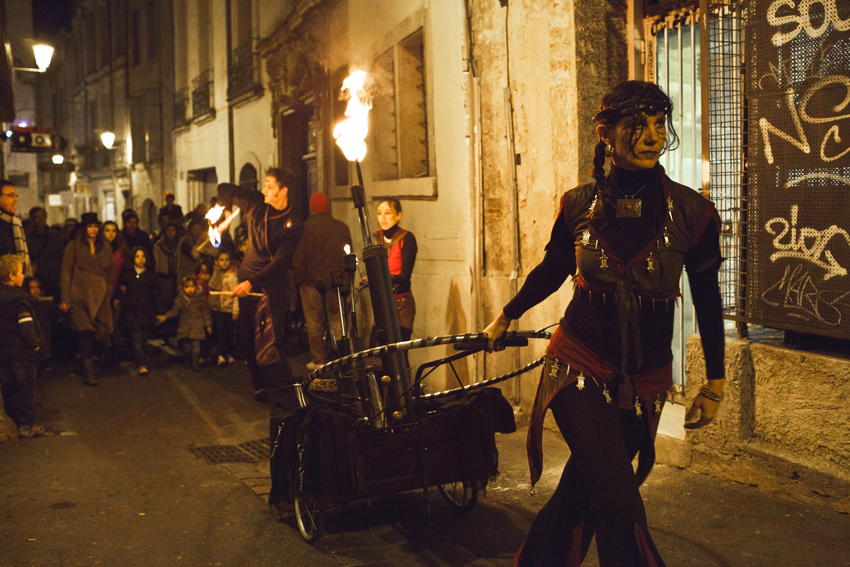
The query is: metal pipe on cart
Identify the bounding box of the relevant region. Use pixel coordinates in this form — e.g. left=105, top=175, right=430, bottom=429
left=330, top=270, right=348, bottom=338
left=343, top=253, right=360, bottom=339
left=351, top=184, right=412, bottom=419
left=314, top=279, right=338, bottom=353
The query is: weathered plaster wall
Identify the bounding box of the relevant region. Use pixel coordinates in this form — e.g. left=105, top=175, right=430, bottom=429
left=681, top=335, right=850, bottom=513
left=470, top=0, right=627, bottom=414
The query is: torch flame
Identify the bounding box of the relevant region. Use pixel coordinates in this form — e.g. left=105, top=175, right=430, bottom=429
left=333, top=71, right=371, bottom=162
left=344, top=244, right=351, bottom=255
left=205, top=204, right=239, bottom=248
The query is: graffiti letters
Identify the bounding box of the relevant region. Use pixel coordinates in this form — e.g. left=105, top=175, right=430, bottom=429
left=762, top=264, right=850, bottom=325
left=759, top=75, right=850, bottom=164
left=767, top=0, right=850, bottom=47
left=765, top=205, right=850, bottom=280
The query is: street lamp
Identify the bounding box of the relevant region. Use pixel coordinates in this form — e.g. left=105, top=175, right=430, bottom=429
left=101, top=131, right=115, bottom=149
left=13, top=44, right=54, bottom=73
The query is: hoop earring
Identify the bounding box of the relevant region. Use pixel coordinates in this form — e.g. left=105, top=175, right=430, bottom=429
left=605, top=144, right=613, bottom=157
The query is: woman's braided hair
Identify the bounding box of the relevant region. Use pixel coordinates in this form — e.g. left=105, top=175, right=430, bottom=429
left=590, top=81, right=679, bottom=184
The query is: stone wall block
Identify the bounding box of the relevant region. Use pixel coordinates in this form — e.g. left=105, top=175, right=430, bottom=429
left=750, top=343, right=850, bottom=471
left=684, top=335, right=755, bottom=450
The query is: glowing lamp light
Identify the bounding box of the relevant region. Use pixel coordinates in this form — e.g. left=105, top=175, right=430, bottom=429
left=344, top=244, right=351, bottom=255
left=19, top=121, right=27, bottom=128
left=333, top=71, right=371, bottom=163
left=101, top=131, right=115, bottom=149
left=52, top=154, right=64, bottom=164
left=33, top=44, right=54, bottom=72
left=5, top=130, right=11, bottom=138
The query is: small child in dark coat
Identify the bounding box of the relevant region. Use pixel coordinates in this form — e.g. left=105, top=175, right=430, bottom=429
left=117, top=247, right=162, bottom=375
left=0, top=254, right=44, bottom=438
left=157, top=276, right=212, bottom=372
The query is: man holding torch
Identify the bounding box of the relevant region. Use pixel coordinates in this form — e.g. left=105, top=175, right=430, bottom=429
left=214, top=168, right=304, bottom=402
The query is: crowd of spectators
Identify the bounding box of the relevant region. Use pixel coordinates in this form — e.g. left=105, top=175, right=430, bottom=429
left=0, top=179, right=253, bottom=439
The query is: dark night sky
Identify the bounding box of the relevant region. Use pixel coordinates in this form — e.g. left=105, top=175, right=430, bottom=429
left=32, top=0, right=73, bottom=37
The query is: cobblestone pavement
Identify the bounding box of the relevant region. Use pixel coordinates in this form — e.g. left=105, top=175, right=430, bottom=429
left=2, top=346, right=849, bottom=566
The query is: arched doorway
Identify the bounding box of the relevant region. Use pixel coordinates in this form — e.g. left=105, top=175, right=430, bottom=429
left=239, top=163, right=258, bottom=191
left=141, top=199, right=158, bottom=234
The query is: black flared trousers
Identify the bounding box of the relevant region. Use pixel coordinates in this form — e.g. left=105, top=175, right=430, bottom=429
left=515, top=383, right=665, bottom=567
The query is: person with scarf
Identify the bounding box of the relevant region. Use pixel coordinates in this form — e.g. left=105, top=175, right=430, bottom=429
left=59, top=212, right=114, bottom=387
left=483, top=81, right=725, bottom=567
left=0, top=180, right=32, bottom=278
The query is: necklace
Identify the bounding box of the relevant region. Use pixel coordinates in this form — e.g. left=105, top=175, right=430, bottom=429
left=611, top=182, right=648, bottom=218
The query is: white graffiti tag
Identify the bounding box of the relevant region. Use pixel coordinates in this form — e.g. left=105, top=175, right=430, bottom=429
left=765, top=205, right=850, bottom=280
left=762, top=264, right=850, bottom=325
left=767, top=0, right=850, bottom=47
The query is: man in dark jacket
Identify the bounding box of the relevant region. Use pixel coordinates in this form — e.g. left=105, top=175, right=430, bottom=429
left=121, top=210, right=153, bottom=263
left=25, top=206, right=64, bottom=299
left=0, top=254, right=44, bottom=438
left=217, top=168, right=304, bottom=402
left=292, top=192, right=352, bottom=369
left=0, top=180, right=32, bottom=277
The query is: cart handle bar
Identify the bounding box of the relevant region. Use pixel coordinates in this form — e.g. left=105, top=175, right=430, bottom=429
left=305, top=330, right=552, bottom=381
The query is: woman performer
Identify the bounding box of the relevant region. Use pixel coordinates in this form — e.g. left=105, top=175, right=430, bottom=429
left=369, top=198, right=418, bottom=346
left=483, top=80, right=725, bottom=567
left=60, top=212, right=114, bottom=387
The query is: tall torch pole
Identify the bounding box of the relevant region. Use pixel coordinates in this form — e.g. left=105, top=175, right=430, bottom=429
left=334, top=71, right=412, bottom=421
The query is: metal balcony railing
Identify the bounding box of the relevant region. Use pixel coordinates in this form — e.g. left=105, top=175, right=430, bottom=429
left=173, top=87, right=190, bottom=127
left=228, top=43, right=259, bottom=99
left=192, top=69, right=215, bottom=118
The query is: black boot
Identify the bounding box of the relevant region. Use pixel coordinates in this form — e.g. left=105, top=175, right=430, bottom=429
left=82, top=358, right=99, bottom=386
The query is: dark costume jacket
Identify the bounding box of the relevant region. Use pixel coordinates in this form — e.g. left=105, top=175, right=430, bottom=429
left=216, top=184, right=304, bottom=343
left=507, top=169, right=722, bottom=487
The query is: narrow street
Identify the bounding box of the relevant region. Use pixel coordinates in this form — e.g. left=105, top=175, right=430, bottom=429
left=1, top=345, right=849, bottom=567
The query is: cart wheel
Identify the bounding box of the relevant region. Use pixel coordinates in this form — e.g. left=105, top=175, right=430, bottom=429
left=294, top=491, right=326, bottom=544
left=437, top=480, right=478, bottom=513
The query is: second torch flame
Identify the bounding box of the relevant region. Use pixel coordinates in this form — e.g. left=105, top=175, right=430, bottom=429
left=206, top=204, right=240, bottom=248
left=333, top=71, right=370, bottom=162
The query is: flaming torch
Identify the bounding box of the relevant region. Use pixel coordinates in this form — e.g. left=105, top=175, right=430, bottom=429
left=206, top=204, right=240, bottom=248
left=334, top=71, right=412, bottom=420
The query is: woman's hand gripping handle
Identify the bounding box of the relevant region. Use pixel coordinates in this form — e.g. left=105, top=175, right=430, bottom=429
left=482, top=311, right=513, bottom=353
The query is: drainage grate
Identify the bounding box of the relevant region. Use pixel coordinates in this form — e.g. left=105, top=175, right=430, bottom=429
left=189, top=438, right=270, bottom=464
left=237, top=438, right=271, bottom=461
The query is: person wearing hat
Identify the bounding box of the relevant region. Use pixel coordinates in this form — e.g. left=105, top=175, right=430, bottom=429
left=292, top=192, right=352, bottom=370
left=59, top=212, right=114, bottom=386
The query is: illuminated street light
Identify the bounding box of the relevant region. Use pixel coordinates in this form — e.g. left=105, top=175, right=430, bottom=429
left=13, top=44, right=54, bottom=73
left=33, top=44, right=54, bottom=72
left=52, top=154, right=64, bottom=164
left=101, top=131, right=115, bottom=149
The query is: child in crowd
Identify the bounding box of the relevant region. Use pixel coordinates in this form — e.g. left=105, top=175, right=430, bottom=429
left=157, top=276, right=212, bottom=372
left=23, top=276, right=57, bottom=361
left=194, top=257, right=214, bottom=299
left=0, top=255, right=44, bottom=438
left=209, top=250, right=239, bottom=366
left=117, top=247, right=162, bottom=375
